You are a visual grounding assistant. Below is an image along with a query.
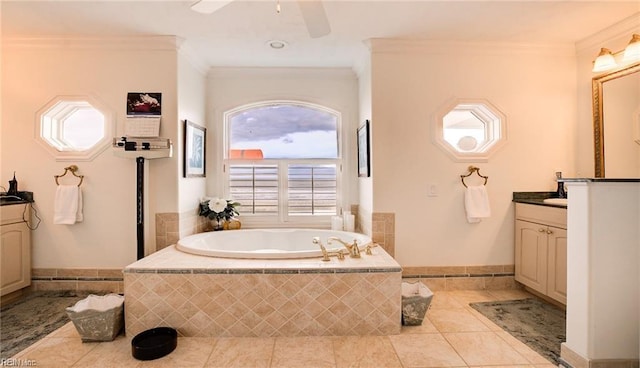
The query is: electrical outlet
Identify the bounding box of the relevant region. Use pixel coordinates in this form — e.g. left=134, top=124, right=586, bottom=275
left=428, top=184, right=438, bottom=197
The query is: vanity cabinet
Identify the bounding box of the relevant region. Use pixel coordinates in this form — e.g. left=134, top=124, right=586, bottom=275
left=1, top=204, right=31, bottom=296
left=514, top=203, right=567, bottom=304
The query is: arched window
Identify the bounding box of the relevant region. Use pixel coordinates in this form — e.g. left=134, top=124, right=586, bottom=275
left=224, top=101, right=341, bottom=225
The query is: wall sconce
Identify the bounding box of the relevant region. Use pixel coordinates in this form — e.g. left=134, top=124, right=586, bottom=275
left=593, top=33, right=640, bottom=72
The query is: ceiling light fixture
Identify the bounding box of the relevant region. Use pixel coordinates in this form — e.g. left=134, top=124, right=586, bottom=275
left=268, top=40, right=287, bottom=49
left=593, top=34, right=640, bottom=73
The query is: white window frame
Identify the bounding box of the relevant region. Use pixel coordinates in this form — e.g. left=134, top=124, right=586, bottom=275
left=35, top=95, right=114, bottom=161
left=223, top=100, right=343, bottom=228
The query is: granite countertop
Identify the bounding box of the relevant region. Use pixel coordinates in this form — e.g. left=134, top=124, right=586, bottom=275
left=512, top=192, right=567, bottom=208
left=0, top=191, right=34, bottom=206
left=559, top=178, right=640, bottom=183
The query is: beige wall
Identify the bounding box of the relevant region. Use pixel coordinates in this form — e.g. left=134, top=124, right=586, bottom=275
left=1, top=36, right=181, bottom=268
left=177, top=49, right=207, bottom=215
left=368, top=40, right=577, bottom=267
left=205, top=67, right=360, bottom=217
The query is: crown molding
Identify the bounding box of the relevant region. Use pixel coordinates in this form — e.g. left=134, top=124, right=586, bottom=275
left=366, top=38, right=575, bottom=57
left=576, top=12, right=640, bottom=53
left=3, top=35, right=181, bottom=51
left=177, top=41, right=208, bottom=76
left=207, top=67, right=357, bottom=80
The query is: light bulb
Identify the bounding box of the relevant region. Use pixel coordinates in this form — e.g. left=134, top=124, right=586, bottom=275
left=623, top=34, right=640, bottom=63
left=592, top=48, right=617, bottom=72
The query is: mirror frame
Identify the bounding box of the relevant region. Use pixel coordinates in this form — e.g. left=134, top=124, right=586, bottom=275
left=593, top=62, right=640, bottom=177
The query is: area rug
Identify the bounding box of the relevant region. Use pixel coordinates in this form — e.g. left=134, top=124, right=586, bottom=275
left=0, top=291, right=91, bottom=360
left=469, top=298, right=565, bottom=364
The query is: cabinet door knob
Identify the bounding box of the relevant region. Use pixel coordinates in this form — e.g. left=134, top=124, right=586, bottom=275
left=539, top=228, right=545, bottom=232
left=547, top=230, right=553, bottom=234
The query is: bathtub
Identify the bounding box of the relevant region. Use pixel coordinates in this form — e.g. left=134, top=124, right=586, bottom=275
left=176, top=228, right=371, bottom=259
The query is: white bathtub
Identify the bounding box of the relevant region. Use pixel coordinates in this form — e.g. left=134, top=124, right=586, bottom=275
left=176, top=228, right=372, bottom=259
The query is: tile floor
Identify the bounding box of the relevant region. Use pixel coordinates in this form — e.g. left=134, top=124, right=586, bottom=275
left=9, top=289, right=559, bottom=368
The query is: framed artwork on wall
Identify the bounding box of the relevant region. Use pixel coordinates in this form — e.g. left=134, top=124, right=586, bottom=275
left=357, top=120, right=370, bottom=177
left=184, top=120, right=206, bottom=178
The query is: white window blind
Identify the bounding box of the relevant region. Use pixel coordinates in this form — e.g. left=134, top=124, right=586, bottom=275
left=228, top=164, right=278, bottom=215
left=287, top=164, right=337, bottom=216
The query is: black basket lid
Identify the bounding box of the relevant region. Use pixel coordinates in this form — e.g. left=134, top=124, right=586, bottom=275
left=131, top=327, right=177, bottom=361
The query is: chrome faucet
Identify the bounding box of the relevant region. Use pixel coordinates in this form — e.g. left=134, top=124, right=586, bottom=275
left=328, top=237, right=361, bottom=258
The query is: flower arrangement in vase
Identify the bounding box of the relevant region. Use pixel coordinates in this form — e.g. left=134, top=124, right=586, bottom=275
left=198, top=198, right=240, bottom=231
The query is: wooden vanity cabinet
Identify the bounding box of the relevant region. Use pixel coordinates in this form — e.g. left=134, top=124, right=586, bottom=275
left=515, top=203, right=567, bottom=305
left=1, top=203, right=31, bottom=296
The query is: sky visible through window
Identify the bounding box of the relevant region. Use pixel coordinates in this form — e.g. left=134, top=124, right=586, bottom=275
left=229, top=104, right=338, bottom=159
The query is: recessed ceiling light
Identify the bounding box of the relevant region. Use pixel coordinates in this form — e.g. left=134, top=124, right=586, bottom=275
left=268, top=40, right=287, bottom=50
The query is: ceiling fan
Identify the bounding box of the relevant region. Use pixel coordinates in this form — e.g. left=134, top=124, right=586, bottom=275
left=190, top=0, right=331, bottom=38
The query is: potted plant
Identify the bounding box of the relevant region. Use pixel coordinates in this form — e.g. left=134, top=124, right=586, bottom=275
left=199, top=198, right=240, bottom=231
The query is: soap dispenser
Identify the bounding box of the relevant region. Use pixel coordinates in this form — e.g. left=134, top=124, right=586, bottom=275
left=555, top=172, right=566, bottom=198
left=7, top=172, right=18, bottom=196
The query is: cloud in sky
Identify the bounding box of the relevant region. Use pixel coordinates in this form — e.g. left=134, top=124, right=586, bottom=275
left=230, top=104, right=337, bottom=143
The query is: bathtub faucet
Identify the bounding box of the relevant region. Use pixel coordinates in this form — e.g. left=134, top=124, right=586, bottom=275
left=328, top=237, right=361, bottom=258
left=313, top=237, right=345, bottom=261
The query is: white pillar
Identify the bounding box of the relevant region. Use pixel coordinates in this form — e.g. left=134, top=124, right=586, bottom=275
left=563, top=180, right=639, bottom=365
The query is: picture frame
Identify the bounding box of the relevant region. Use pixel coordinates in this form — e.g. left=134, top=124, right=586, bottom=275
left=357, top=120, right=370, bottom=177
left=184, top=120, right=206, bottom=178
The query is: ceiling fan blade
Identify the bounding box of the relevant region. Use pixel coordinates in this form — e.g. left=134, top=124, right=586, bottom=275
left=297, top=0, right=331, bottom=38
left=191, top=0, right=234, bottom=14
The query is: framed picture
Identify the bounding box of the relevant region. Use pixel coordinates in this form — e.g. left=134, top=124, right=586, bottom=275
left=184, top=120, right=206, bottom=178
left=357, top=120, right=370, bottom=177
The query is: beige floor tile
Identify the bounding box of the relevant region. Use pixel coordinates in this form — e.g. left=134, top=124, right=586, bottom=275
left=271, top=336, right=335, bottom=368
left=389, top=333, right=466, bottom=367
left=448, top=290, right=496, bottom=305
left=14, top=337, right=97, bottom=367
left=444, top=332, right=530, bottom=366
left=494, top=331, right=554, bottom=365
left=464, top=306, right=504, bottom=332
left=468, top=366, right=534, bottom=368
left=136, top=337, right=214, bottom=368
left=401, top=317, right=439, bottom=334
left=428, top=308, right=491, bottom=333
left=72, top=335, right=138, bottom=368
left=429, top=291, right=466, bottom=309
left=204, top=337, right=274, bottom=368
left=46, top=321, right=81, bottom=338
left=333, top=336, right=401, bottom=368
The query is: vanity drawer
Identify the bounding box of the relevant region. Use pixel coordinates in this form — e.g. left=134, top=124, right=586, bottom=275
left=1, top=204, right=28, bottom=226
left=515, top=203, right=566, bottom=229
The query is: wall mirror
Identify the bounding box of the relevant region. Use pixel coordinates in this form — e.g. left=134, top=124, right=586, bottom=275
left=433, top=98, right=506, bottom=162
left=593, top=62, right=640, bottom=177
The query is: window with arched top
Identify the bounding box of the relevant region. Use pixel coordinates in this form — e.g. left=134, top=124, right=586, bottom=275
left=224, top=101, right=342, bottom=225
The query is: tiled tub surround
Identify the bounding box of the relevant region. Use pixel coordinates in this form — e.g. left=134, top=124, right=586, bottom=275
left=123, top=245, right=402, bottom=338
left=30, top=268, right=123, bottom=293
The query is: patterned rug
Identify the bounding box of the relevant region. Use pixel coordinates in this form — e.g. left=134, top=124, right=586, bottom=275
left=469, top=298, right=566, bottom=364
left=0, top=291, right=91, bottom=360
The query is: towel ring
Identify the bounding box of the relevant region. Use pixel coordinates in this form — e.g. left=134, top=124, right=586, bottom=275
left=55, top=165, right=84, bottom=187
left=460, top=165, right=488, bottom=188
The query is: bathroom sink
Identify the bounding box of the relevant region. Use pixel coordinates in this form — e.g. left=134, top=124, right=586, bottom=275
left=543, top=198, right=568, bottom=206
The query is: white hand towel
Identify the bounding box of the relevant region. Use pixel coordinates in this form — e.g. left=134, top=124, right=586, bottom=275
left=464, top=185, right=491, bottom=223
left=54, top=185, right=83, bottom=225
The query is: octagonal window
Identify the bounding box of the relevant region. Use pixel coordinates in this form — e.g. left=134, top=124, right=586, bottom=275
left=37, top=96, right=113, bottom=161
left=433, top=98, right=506, bottom=162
